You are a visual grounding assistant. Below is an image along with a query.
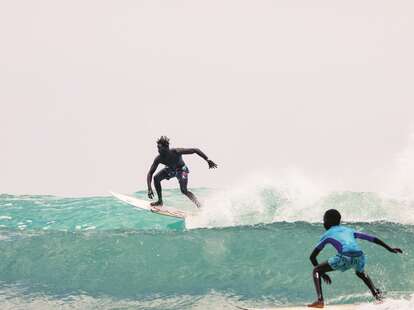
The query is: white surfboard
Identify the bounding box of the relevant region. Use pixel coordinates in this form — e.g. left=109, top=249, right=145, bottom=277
left=110, top=191, right=187, bottom=219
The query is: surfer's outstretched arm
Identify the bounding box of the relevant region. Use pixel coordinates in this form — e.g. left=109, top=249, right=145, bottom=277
left=354, top=232, right=403, bottom=254
left=176, top=148, right=218, bottom=168
left=147, top=157, right=160, bottom=199
left=373, top=238, right=403, bottom=253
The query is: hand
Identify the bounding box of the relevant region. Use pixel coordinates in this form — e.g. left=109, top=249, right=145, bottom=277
left=148, top=188, right=154, bottom=199
left=321, top=274, right=332, bottom=285
left=207, top=159, right=217, bottom=169
left=390, top=248, right=403, bottom=254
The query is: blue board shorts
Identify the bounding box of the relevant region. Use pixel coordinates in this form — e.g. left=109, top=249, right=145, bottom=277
left=328, top=252, right=366, bottom=273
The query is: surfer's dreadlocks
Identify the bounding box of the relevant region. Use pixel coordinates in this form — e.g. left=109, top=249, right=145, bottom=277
left=157, top=136, right=170, bottom=147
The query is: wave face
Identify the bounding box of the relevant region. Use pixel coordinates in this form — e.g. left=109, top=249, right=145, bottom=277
left=0, top=188, right=413, bottom=309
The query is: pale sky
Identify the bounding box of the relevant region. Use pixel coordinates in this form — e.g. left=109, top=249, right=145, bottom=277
left=1, top=0, right=413, bottom=196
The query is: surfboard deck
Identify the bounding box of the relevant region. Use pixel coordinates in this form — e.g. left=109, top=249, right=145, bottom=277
left=239, top=305, right=361, bottom=310
left=110, top=191, right=187, bottom=219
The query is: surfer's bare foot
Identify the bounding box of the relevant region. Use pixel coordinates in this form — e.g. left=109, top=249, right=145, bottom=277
left=374, top=289, right=384, bottom=302
left=307, top=300, right=324, bottom=308
left=150, top=201, right=163, bottom=207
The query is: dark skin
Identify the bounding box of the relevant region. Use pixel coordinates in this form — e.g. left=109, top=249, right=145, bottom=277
left=308, top=222, right=403, bottom=308
left=147, top=143, right=217, bottom=208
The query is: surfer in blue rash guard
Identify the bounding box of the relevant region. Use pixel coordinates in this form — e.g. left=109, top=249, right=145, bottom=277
left=146, top=136, right=217, bottom=208
left=307, top=209, right=403, bottom=308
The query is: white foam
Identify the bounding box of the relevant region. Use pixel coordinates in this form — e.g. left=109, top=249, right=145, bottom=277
left=187, top=170, right=332, bottom=228
left=83, top=226, right=96, bottom=231
left=186, top=169, right=414, bottom=229
left=356, top=294, right=414, bottom=310
left=380, top=132, right=414, bottom=200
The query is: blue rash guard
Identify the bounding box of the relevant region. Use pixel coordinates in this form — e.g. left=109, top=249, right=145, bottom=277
left=314, top=225, right=376, bottom=272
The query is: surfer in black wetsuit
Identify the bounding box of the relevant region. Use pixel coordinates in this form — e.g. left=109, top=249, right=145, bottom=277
left=147, top=136, right=217, bottom=208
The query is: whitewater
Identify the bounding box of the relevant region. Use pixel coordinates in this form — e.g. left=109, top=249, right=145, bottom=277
left=0, top=182, right=413, bottom=309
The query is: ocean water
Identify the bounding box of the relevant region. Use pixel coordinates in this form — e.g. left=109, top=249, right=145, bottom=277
left=0, top=186, right=413, bottom=310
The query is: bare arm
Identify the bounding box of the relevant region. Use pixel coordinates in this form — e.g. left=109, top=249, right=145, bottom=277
left=372, top=237, right=403, bottom=253
left=354, top=232, right=403, bottom=254
left=147, top=157, right=160, bottom=198
left=176, top=148, right=218, bottom=168
left=309, top=247, right=322, bottom=267
left=309, top=246, right=332, bottom=284
left=176, top=148, right=208, bottom=160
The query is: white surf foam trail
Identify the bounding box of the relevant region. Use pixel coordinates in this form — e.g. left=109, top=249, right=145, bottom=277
left=356, top=294, right=414, bottom=310
left=187, top=170, right=331, bottom=229
left=186, top=169, right=414, bottom=229
left=372, top=132, right=414, bottom=225
left=380, top=132, right=414, bottom=200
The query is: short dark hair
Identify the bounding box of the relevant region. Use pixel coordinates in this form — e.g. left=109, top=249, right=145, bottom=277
left=323, top=209, right=341, bottom=229
left=157, top=136, right=170, bottom=147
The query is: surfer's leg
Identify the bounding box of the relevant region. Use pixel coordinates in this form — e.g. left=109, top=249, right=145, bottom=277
left=151, top=169, right=169, bottom=206
left=178, top=174, right=201, bottom=208
left=354, top=254, right=383, bottom=300
left=308, top=262, right=333, bottom=308
left=355, top=271, right=383, bottom=300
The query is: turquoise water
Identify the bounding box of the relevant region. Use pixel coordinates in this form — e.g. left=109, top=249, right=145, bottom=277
left=0, top=189, right=413, bottom=309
